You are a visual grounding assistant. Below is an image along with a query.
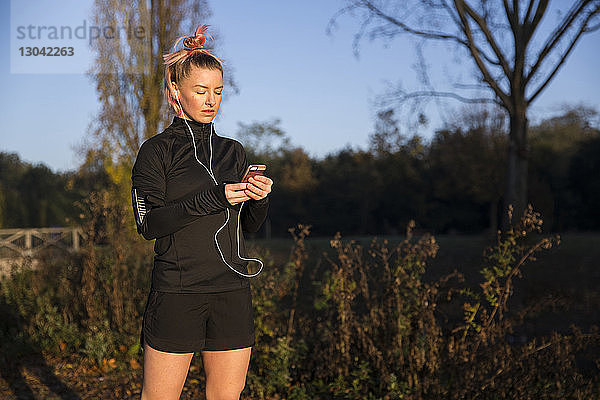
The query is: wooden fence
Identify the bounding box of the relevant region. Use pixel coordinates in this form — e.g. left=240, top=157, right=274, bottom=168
left=0, top=227, right=84, bottom=275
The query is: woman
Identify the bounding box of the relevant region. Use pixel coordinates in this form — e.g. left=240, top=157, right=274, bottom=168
left=130, top=25, right=273, bottom=399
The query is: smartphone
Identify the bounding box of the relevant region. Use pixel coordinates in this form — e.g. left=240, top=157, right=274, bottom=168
left=241, top=164, right=267, bottom=183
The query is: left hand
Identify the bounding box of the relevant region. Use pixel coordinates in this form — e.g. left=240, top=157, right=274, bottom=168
left=244, top=175, right=273, bottom=201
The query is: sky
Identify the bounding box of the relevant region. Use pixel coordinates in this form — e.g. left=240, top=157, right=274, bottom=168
left=1, top=0, right=599, bottom=173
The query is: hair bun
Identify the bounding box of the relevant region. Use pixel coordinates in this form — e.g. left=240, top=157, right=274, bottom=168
left=163, top=24, right=222, bottom=65
left=182, top=25, right=209, bottom=50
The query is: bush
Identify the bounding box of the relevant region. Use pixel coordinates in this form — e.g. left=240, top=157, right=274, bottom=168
left=1, top=203, right=598, bottom=398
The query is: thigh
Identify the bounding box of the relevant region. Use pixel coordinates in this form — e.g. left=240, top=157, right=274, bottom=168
left=141, top=341, right=193, bottom=400
left=204, top=286, right=255, bottom=351
left=143, top=290, right=210, bottom=352
left=201, top=347, right=252, bottom=399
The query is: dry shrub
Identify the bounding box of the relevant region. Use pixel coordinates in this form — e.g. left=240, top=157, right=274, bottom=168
left=0, top=188, right=152, bottom=366
left=246, top=224, right=312, bottom=399
left=2, top=198, right=599, bottom=399
left=286, top=205, right=600, bottom=399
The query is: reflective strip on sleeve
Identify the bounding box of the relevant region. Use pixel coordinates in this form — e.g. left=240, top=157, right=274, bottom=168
left=131, top=187, right=147, bottom=227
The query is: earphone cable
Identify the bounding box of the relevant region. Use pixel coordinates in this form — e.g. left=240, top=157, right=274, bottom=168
left=176, top=101, right=264, bottom=278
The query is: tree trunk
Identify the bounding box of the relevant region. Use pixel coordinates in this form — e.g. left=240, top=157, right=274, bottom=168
left=489, top=199, right=498, bottom=237
left=503, top=110, right=528, bottom=230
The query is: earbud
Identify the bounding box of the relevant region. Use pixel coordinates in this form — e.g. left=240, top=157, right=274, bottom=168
left=174, top=91, right=179, bottom=100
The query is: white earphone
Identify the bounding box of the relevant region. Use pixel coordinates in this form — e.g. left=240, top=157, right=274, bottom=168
left=173, top=92, right=264, bottom=278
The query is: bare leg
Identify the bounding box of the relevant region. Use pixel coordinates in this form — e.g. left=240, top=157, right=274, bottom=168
left=141, top=341, right=194, bottom=400
left=202, top=346, right=252, bottom=400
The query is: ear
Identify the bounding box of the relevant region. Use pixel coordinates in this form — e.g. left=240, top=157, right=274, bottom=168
left=170, top=82, right=179, bottom=100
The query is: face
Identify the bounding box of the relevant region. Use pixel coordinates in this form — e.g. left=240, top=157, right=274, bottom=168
left=172, top=66, right=223, bottom=123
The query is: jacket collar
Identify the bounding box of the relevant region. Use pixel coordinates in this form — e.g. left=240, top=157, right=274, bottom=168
left=171, top=116, right=212, bottom=141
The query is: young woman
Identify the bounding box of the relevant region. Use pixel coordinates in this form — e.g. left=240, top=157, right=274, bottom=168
left=131, top=25, right=273, bottom=400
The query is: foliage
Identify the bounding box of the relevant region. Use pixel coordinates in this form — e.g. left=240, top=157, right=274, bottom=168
left=296, top=205, right=598, bottom=399
left=528, top=105, right=600, bottom=230
left=568, top=135, right=600, bottom=229
left=0, top=187, right=151, bottom=369
left=240, top=105, right=600, bottom=236
left=3, top=106, right=600, bottom=234
left=0, top=199, right=599, bottom=397
left=0, top=152, right=83, bottom=228
left=332, top=0, right=600, bottom=223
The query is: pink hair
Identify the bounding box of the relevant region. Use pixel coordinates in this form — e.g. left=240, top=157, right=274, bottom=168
left=162, top=25, right=224, bottom=116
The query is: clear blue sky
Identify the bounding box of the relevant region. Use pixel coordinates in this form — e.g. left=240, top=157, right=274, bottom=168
left=1, top=0, right=599, bottom=173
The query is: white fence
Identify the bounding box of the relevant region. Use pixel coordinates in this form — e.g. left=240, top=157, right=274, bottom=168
left=0, top=227, right=84, bottom=276
left=0, top=227, right=84, bottom=257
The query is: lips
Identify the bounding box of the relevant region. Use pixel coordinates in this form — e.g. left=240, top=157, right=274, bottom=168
left=202, top=109, right=214, bottom=113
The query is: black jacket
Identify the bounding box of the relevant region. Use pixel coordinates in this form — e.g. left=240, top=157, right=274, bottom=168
left=131, top=116, right=269, bottom=293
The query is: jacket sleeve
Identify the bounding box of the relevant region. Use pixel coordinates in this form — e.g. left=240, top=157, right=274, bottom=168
left=236, top=142, right=270, bottom=233
left=131, top=139, right=232, bottom=240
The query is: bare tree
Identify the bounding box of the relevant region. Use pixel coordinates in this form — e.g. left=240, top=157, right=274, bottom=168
left=330, top=0, right=600, bottom=224
left=82, top=0, right=237, bottom=188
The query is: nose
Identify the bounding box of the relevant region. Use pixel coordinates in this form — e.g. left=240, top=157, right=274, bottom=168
left=206, top=92, right=215, bottom=107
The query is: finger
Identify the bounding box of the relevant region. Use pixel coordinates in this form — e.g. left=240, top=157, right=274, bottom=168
left=244, top=188, right=263, bottom=200
left=228, top=182, right=249, bottom=191
left=229, top=194, right=250, bottom=203
left=246, top=182, right=266, bottom=196
left=251, top=183, right=271, bottom=195
left=248, top=177, right=266, bottom=190
left=226, top=185, right=252, bottom=197
left=251, top=175, right=266, bottom=182
left=249, top=177, right=273, bottom=192
left=229, top=191, right=251, bottom=201
left=252, top=175, right=272, bottom=185
left=226, top=189, right=251, bottom=202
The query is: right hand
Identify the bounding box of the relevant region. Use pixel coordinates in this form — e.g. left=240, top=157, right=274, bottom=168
left=224, top=183, right=252, bottom=205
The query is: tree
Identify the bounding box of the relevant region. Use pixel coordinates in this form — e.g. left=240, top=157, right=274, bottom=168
left=0, top=152, right=26, bottom=228
left=528, top=105, right=600, bottom=230
left=0, top=152, right=84, bottom=228
left=568, top=134, right=600, bottom=229
left=81, top=0, right=236, bottom=200
left=331, top=0, right=600, bottom=226
left=428, top=105, right=507, bottom=233
left=234, top=118, right=291, bottom=160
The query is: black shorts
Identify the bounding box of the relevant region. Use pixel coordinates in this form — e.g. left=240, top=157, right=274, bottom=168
left=140, top=285, right=255, bottom=353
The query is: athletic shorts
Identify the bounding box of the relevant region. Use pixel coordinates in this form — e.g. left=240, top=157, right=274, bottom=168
left=140, top=285, right=255, bottom=353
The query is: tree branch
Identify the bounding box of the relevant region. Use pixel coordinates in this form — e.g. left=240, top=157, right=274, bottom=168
left=525, top=0, right=592, bottom=85
left=527, top=0, right=548, bottom=34
left=588, top=21, right=600, bottom=31
left=359, top=0, right=465, bottom=43
left=527, top=8, right=598, bottom=104
left=459, top=0, right=513, bottom=79
left=354, top=0, right=505, bottom=67
left=503, top=0, right=516, bottom=32
left=387, top=89, right=499, bottom=105
left=523, top=0, right=536, bottom=25
left=454, top=0, right=512, bottom=111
